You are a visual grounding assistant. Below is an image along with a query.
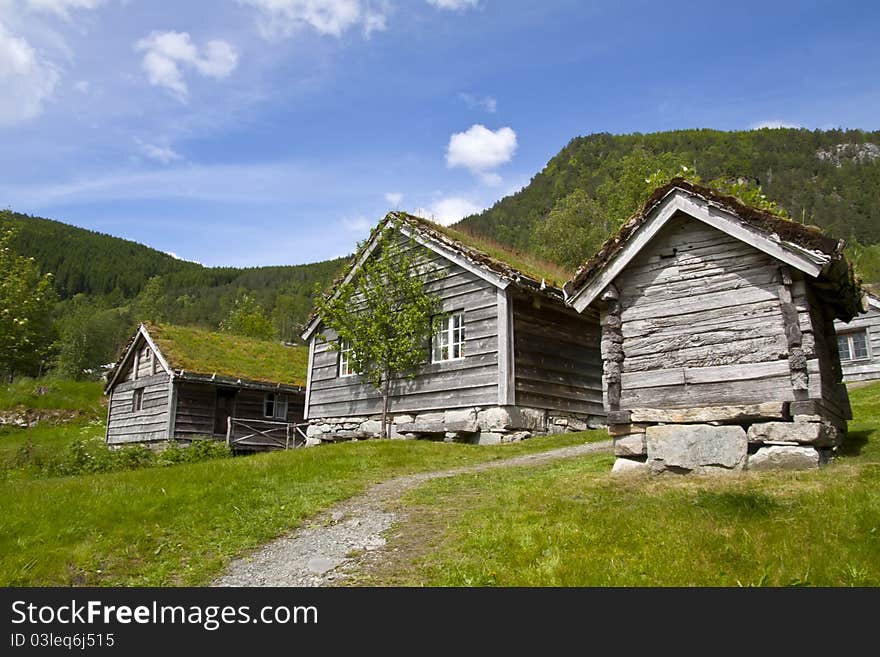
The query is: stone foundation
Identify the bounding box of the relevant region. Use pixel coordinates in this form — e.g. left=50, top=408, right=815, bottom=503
left=305, top=405, right=605, bottom=446
left=610, top=400, right=844, bottom=475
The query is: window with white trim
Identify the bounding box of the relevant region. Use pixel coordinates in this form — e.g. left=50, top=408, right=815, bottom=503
left=432, top=311, right=465, bottom=362
left=838, top=330, right=870, bottom=362
left=132, top=388, right=144, bottom=413
left=339, top=340, right=355, bottom=377
left=264, top=392, right=288, bottom=420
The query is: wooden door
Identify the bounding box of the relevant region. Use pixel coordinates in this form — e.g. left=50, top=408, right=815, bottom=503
left=214, top=388, right=237, bottom=435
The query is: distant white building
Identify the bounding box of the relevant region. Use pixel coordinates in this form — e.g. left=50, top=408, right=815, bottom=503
left=835, top=294, right=880, bottom=382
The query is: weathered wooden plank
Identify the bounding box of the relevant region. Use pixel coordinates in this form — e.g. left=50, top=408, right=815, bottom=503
left=516, top=391, right=604, bottom=416
left=621, top=359, right=792, bottom=390
left=620, top=285, right=779, bottom=323
left=620, top=375, right=796, bottom=408
left=310, top=385, right=499, bottom=417
left=622, top=299, right=783, bottom=340
left=112, top=373, right=172, bottom=393
left=311, top=367, right=499, bottom=404
left=629, top=402, right=789, bottom=423
left=623, top=335, right=789, bottom=372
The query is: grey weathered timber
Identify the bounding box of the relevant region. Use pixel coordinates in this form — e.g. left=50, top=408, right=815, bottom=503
left=565, top=181, right=859, bottom=474
left=511, top=291, right=602, bottom=416
left=105, top=325, right=305, bottom=448
left=304, top=215, right=606, bottom=438
left=834, top=296, right=880, bottom=382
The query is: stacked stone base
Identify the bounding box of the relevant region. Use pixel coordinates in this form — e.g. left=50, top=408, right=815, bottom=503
left=608, top=401, right=844, bottom=475
left=305, top=405, right=605, bottom=446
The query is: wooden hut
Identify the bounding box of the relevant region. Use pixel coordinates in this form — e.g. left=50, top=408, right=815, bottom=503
left=834, top=293, right=880, bottom=382
left=301, top=212, right=605, bottom=444
left=564, top=179, right=864, bottom=473
left=105, top=324, right=307, bottom=451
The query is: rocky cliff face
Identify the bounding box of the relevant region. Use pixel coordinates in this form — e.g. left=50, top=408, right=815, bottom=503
left=816, top=142, right=880, bottom=166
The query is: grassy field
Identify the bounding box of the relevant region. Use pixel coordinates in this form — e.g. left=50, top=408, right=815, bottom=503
left=355, top=384, right=880, bottom=587
left=0, top=377, right=104, bottom=414
left=0, top=428, right=596, bottom=586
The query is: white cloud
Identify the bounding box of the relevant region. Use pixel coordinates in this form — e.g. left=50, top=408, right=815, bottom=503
left=241, top=0, right=388, bottom=40
left=749, top=120, right=802, bottom=130
left=384, top=191, right=403, bottom=206
left=459, top=92, right=496, bottom=113
left=73, top=79, right=89, bottom=92
left=426, top=0, right=479, bottom=10
left=446, top=124, right=517, bottom=184
left=413, top=196, right=482, bottom=226
left=341, top=214, right=372, bottom=232
left=135, top=138, right=183, bottom=164
left=0, top=20, right=59, bottom=124
left=25, top=0, right=107, bottom=19
left=362, top=5, right=387, bottom=37
left=134, top=31, right=238, bottom=101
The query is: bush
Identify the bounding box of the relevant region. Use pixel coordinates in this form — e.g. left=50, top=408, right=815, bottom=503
left=6, top=433, right=232, bottom=479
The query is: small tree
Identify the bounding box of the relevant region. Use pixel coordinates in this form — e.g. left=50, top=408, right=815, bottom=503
left=314, top=222, right=439, bottom=438
left=219, top=293, right=277, bottom=341
left=136, top=275, right=167, bottom=324
left=0, top=227, right=56, bottom=380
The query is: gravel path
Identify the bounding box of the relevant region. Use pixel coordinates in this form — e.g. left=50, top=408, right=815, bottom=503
left=213, top=440, right=612, bottom=587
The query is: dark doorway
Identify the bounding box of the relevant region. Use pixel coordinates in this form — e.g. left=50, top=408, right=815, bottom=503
left=214, top=388, right=237, bottom=435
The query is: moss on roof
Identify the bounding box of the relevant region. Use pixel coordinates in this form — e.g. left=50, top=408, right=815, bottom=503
left=406, top=215, right=574, bottom=288
left=147, top=324, right=308, bottom=387
left=567, top=178, right=863, bottom=321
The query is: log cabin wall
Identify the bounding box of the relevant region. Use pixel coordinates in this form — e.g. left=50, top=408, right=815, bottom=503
left=834, top=302, right=880, bottom=382
left=612, top=214, right=801, bottom=409
left=307, top=238, right=501, bottom=418
left=106, top=339, right=170, bottom=445
left=511, top=291, right=603, bottom=418
left=172, top=381, right=216, bottom=438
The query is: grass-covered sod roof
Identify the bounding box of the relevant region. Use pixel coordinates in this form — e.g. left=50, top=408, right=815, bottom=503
left=146, top=323, right=308, bottom=387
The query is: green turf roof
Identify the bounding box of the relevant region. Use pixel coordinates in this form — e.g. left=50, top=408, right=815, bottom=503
left=146, top=323, right=308, bottom=387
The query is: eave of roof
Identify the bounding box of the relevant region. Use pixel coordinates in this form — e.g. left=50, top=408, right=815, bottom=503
left=564, top=178, right=863, bottom=321
left=302, top=211, right=566, bottom=340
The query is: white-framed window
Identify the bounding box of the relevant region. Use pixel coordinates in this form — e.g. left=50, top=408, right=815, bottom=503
left=432, top=311, right=465, bottom=363
left=838, top=330, right=870, bottom=362
left=264, top=393, right=288, bottom=420
left=339, top=339, right=355, bottom=377
left=132, top=388, right=144, bottom=413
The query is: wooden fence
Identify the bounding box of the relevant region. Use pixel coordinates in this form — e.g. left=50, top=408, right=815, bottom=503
left=226, top=417, right=309, bottom=451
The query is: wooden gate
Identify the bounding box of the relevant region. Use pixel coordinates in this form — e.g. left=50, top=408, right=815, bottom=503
left=226, top=417, right=309, bottom=451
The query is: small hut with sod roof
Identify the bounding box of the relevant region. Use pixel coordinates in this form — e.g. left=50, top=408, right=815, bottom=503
left=301, top=211, right=605, bottom=444
left=565, top=179, right=865, bottom=474
left=105, top=324, right=308, bottom=451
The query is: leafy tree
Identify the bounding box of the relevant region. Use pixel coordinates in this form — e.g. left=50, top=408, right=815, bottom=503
left=530, top=151, right=696, bottom=269
left=219, top=293, right=277, bottom=341
left=0, top=226, right=56, bottom=380
left=314, top=222, right=440, bottom=438
left=532, top=189, right=609, bottom=270
left=55, top=296, right=135, bottom=379
left=708, top=176, right=790, bottom=217
left=136, top=275, right=167, bottom=323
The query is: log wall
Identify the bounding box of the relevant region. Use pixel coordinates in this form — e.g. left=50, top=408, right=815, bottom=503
left=834, top=303, right=880, bottom=382
left=511, top=292, right=603, bottom=416
left=307, top=237, right=500, bottom=418
left=612, top=214, right=804, bottom=409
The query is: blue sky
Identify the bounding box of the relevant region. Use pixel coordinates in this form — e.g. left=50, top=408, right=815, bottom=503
left=1, top=0, right=878, bottom=267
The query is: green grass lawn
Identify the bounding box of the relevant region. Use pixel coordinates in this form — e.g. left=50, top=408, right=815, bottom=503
left=0, top=377, right=104, bottom=414
left=0, top=431, right=597, bottom=586
left=356, top=385, right=880, bottom=587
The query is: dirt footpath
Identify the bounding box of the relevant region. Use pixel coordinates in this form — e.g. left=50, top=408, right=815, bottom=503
left=213, top=440, right=612, bottom=587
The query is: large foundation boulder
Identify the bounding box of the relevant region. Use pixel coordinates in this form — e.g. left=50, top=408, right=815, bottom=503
left=646, top=424, right=747, bottom=474
left=747, top=446, right=824, bottom=471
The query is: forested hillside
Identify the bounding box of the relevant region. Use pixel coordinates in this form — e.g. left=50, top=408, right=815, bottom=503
left=4, top=127, right=880, bottom=377
left=458, top=128, right=880, bottom=277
